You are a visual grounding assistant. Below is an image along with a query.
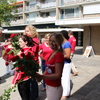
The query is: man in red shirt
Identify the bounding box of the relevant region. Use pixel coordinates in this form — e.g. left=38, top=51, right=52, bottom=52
left=68, top=30, right=78, bottom=76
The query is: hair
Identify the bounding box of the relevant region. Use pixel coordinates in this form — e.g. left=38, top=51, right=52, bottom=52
left=68, top=30, right=73, bottom=35
left=23, top=25, right=39, bottom=38
left=41, top=38, right=45, bottom=43
left=50, top=33, right=64, bottom=52
left=60, top=30, right=69, bottom=40
left=19, top=35, right=34, bottom=47
left=44, top=33, right=51, bottom=39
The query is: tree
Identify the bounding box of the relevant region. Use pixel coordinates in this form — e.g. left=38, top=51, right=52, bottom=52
left=0, top=0, right=18, bottom=27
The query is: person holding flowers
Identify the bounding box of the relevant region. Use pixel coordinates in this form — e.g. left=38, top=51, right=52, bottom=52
left=23, top=25, right=39, bottom=98
left=3, top=39, right=15, bottom=75
left=10, top=35, right=39, bottom=100
left=36, top=33, right=64, bottom=100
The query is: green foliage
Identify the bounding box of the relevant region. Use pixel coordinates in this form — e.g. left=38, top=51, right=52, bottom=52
left=0, top=86, right=16, bottom=100
left=9, top=33, right=20, bottom=55
left=0, top=0, right=18, bottom=26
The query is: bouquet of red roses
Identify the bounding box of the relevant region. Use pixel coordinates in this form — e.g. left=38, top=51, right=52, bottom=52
left=10, top=33, right=20, bottom=50
left=11, top=50, right=40, bottom=79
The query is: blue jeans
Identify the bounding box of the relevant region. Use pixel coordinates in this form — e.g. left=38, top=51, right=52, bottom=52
left=42, top=60, right=47, bottom=88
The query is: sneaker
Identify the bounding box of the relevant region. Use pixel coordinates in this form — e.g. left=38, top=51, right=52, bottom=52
left=72, top=72, right=78, bottom=76
left=4, top=73, right=10, bottom=75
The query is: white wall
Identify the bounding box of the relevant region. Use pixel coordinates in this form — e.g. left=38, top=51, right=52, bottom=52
left=83, top=4, right=100, bottom=14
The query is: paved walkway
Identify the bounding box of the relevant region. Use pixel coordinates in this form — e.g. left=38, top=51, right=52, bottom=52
left=0, top=46, right=100, bottom=100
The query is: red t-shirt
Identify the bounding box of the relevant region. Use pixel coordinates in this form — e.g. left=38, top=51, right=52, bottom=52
left=39, top=43, right=52, bottom=60
left=32, top=38, right=39, bottom=61
left=68, top=36, right=76, bottom=53
left=45, top=52, right=64, bottom=87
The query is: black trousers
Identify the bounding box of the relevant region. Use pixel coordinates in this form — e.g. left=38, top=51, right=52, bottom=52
left=18, top=78, right=38, bottom=100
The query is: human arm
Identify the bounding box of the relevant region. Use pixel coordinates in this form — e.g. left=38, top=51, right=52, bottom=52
left=36, top=62, right=63, bottom=80
left=63, top=48, right=71, bottom=59
left=36, top=52, right=64, bottom=80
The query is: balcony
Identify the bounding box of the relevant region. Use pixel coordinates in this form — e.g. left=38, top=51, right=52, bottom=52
left=17, top=7, right=23, bottom=13
left=25, top=1, right=56, bottom=12
left=35, top=16, right=56, bottom=23
left=60, top=0, right=99, bottom=6
left=10, top=19, right=24, bottom=26
left=16, top=0, right=23, bottom=2
left=41, top=2, right=56, bottom=8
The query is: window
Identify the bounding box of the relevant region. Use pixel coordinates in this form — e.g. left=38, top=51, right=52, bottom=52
left=60, top=7, right=79, bottom=19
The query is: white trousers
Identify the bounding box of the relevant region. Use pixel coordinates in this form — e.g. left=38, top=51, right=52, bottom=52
left=46, top=85, right=62, bottom=100
left=6, top=61, right=14, bottom=75
left=61, top=63, right=71, bottom=96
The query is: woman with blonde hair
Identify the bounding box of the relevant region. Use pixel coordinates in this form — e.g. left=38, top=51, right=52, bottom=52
left=23, top=25, right=39, bottom=38
left=23, top=25, right=39, bottom=99
left=39, top=33, right=52, bottom=91
left=37, top=33, right=64, bottom=100
left=23, top=25, right=39, bottom=61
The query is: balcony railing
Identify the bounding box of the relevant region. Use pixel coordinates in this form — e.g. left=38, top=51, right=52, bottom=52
left=41, top=2, right=56, bottom=8
left=35, top=16, right=56, bottom=22
left=16, top=0, right=22, bottom=2
left=60, top=0, right=99, bottom=5
left=17, top=7, right=23, bottom=13
left=25, top=16, right=56, bottom=24
left=10, top=19, right=23, bottom=25
left=25, top=1, right=56, bottom=11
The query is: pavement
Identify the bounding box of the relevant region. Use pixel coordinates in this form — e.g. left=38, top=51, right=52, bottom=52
left=0, top=46, right=100, bottom=100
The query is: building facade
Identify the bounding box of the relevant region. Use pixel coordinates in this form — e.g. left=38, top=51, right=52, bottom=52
left=2, top=0, right=100, bottom=55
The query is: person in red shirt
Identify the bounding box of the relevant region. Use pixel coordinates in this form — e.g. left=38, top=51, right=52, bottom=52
left=11, top=35, right=38, bottom=100
left=23, top=25, right=39, bottom=61
left=23, top=25, right=39, bottom=99
left=2, top=39, right=14, bottom=75
left=36, top=33, right=64, bottom=100
left=68, top=30, right=78, bottom=76
left=39, top=33, right=52, bottom=91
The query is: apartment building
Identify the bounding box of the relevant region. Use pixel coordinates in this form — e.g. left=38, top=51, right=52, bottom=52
left=2, top=0, right=100, bottom=55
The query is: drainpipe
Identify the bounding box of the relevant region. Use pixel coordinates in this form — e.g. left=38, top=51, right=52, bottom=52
left=88, top=26, right=91, bottom=46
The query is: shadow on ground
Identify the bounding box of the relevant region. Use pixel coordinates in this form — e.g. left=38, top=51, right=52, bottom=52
left=0, top=74, right=12, bottom=84
left=75, top=47, right=83, bottom=55
left=68, top=74, right=100, bottom=100
left=36, top=84, right=47, bottom=100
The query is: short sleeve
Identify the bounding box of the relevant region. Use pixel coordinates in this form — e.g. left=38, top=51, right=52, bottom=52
left=62, top=41, right=71, bottom=49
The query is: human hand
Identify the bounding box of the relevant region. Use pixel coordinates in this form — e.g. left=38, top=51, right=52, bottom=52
left=10, top=84, right=15, bottom=89
left=35, top=73, right=42, bottom=82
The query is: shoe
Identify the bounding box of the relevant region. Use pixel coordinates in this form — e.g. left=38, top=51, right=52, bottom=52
left=41, top=88, right=46, bottom=91
left=4, top=73, right=10, bottom=75
left=72, top=72, right=78, bottom=76
left=61, top=98, right=67, bottom=100
left=61, top=96, right=68, bottom=100
left=0, top=77, right=1, bottom=80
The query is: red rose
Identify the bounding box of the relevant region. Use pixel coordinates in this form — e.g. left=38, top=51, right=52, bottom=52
left=21, top=53, right=25, bottom=58
left=6, top=48, right=11, bottom=53
left=10, top=34, right=17, bottom=38
left=17, top=33, right=20, bottom=35
left=5, top=62, right=9, bottom=66
left=26, top=53, right=32, bottom=59
left=21, top=49, right=24, bottom=52
left=11, top=55, right=19, bottom=62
